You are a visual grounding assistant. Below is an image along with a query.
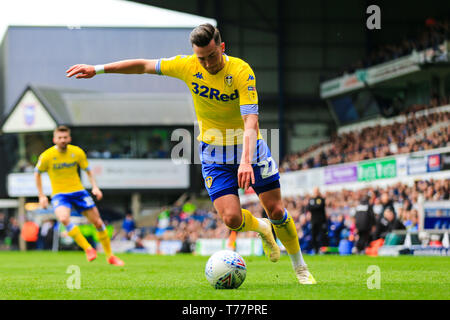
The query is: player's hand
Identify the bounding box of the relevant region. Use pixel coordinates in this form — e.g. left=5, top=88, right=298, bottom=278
left=238, top=163, right=255, bottom=191
left=66, top=64, right=96, bottom=79
left=39, top=195, right=49, bottom=209
left=92, top=187, right=103, bottom=201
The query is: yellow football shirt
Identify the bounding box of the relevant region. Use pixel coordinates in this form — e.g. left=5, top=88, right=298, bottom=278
left=35, top=144, right=89, bottom=196
left=156, top=54, right=262, bottom=146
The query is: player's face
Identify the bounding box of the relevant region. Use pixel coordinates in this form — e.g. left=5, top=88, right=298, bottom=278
left=53, top=131, right=71, bottom=150
left=193, top=39, right=225, bottom=75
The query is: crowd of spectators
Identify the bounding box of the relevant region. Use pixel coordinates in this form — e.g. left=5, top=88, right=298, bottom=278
left=0, top=214, right=20, bottom=250
left=322, top=18, right=449, bottom=81
left=123, top=178, right=448, bottom=255
left=0, top=213, right=55, bottom=251
left=2, top=178, right=447, bottom=255
left=280, top=105, right=449, bottom=172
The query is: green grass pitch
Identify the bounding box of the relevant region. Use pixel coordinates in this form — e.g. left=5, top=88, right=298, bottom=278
left=0, top=251, right=449, bottom=300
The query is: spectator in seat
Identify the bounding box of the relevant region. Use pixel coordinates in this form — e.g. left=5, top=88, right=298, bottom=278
left=122, top=213, right=136, bottom=239
left=374, top=208, right=405, bottom=240
left=380, top=191, right=397, bottom=218
left=299, top=213, right=313, bottom=253
left=404, top=209, right=419, bottom=232
left=0, top=212, right=6, bottom=247
left=40, top=219, right=56, bottom=250
left=7, top=217, right=20, bottom=250
left=327, top=214, right=345, bottom=247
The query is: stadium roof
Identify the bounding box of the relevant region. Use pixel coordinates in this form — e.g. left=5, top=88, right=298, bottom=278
left=0, top=0, right=216, bottom=42
left=1, top=84, right=197, bottom=133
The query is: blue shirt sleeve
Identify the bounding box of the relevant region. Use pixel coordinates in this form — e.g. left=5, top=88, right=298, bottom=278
left=240, top=104, right=259, bottom=115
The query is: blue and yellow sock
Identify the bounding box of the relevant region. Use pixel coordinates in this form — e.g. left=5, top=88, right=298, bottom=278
left=229, top=209, right=260, bottom=232
left=270, top=209, right=306, bottom=268
left=66, top=223, right=92, bottom=252
left=96, top=224, right=112, bottom=258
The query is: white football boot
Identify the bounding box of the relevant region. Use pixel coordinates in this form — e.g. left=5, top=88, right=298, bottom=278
left=257, top=218, right=280, bottom=262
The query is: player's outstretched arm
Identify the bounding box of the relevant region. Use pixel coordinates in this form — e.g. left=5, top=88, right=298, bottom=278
left=66, top=59, right=158, bottom=79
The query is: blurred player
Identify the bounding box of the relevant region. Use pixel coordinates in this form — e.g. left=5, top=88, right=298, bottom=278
left=35, top=125, right=124, bottom=266
left=66, top=24, right=315, bottom=283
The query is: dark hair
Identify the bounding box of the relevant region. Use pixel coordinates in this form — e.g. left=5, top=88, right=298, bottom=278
left=54, top=125, right=71, bottom=135
left=190, top=23, right=221, bottom=47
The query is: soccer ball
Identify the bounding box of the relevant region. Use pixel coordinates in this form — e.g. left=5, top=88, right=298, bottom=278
left=205, top=250, right=247, bottom=289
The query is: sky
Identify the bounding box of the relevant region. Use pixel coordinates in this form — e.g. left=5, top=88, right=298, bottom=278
left=0, top=0, right=216, bottom=42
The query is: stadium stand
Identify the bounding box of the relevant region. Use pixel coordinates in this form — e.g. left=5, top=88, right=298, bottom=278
left=117, top=178, right=448, bottom=255
left=280, top=103, right=449, bottom=172
left=321, top=18, right=449, bottom=81
left=289, top=17, right=450, bottom=174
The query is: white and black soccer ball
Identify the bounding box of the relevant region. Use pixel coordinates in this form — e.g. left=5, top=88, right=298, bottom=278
left=205, top=250, right=247, bottom=289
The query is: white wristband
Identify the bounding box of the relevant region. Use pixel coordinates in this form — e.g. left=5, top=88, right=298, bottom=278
left=94, top=65, right=105, bottom=75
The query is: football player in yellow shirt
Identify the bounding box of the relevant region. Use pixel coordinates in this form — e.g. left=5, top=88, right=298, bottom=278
left=66, top=24, right=315, bottom=284
left=35, top=125, right=124, bottom=266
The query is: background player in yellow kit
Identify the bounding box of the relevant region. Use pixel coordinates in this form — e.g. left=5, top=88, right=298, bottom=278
left=66, top=24, right=315, bottom=284
left=35, top=125, right=124, bottom=266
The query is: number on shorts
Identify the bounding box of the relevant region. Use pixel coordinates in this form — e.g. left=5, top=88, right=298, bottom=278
left=258, top=157, right=278, bottom=179
left=83, top=196, right=94, bottom=207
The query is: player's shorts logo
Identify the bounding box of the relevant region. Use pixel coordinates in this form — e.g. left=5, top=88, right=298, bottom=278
left=224, top=74, right=233, bottom=87
left=205, top=176, right=213, bottom=189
